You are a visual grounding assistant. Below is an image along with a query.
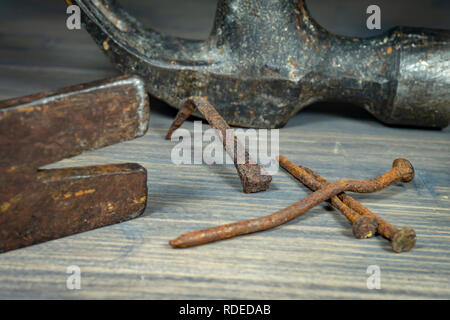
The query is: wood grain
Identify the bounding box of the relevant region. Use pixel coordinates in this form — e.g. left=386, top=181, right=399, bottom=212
left=0, top=0, right=448, bottom=299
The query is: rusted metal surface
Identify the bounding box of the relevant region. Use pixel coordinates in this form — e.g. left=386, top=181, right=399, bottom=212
left=166, top=96, right=272, bottom=193
left=279, top=157, right=416, bottom=252
left=0, top=75, right=150, bottom=253
left=300, top=164, right=416, bottom=253
left=279, top=156, right=378, bottom=239
left=75, top=0, right=449, bottom=128
left=169, top=157, right=415, bottom=249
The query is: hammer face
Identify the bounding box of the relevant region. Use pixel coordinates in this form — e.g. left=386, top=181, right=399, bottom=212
left=0, top=75, right=150, bottom=253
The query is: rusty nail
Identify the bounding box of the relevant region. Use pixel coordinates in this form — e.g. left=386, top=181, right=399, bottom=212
left=166, top=96, right=272, bottom=193
left=302, top=164, right=416, bottom=253
left=279, top=156, right=416, bottom=253
left=169, top=156, right=415, bottom=248
left=337, top=196, right=417, bottom=253
left=278, top=156, right=378, bottom=239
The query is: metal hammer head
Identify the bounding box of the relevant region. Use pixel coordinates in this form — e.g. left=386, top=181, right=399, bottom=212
left=0, top=75, right=150, bottom=253
left=75, top=0, right=449, bottom=128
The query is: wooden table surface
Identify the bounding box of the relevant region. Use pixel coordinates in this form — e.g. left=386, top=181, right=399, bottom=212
left=0, top=1, right=449, bottom=299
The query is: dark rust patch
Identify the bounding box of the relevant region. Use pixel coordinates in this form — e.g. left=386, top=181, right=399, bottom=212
left=0, top=75, right=150, bottom=253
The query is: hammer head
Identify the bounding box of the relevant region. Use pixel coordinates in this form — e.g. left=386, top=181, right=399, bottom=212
left=75, top=0, right=449, bottom=128
left=0, top=75, right=150, bottom=253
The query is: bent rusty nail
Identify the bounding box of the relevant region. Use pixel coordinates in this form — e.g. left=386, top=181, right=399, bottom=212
left=298, top=164, right=416, bottom=253
left=315, top=169, right=415, bottom=253
left=278, top=156, right=378, bottom=239
left=169, top=156, right=415, bottom=248
left=278, top=156, right=416, bottom=252
left=0, top=75, right=150, bottom=253
left=166, top=96, right=272, bottom=193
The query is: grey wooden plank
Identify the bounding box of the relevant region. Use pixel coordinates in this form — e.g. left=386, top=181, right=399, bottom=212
left=0, top=102, right=448, bottom=299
